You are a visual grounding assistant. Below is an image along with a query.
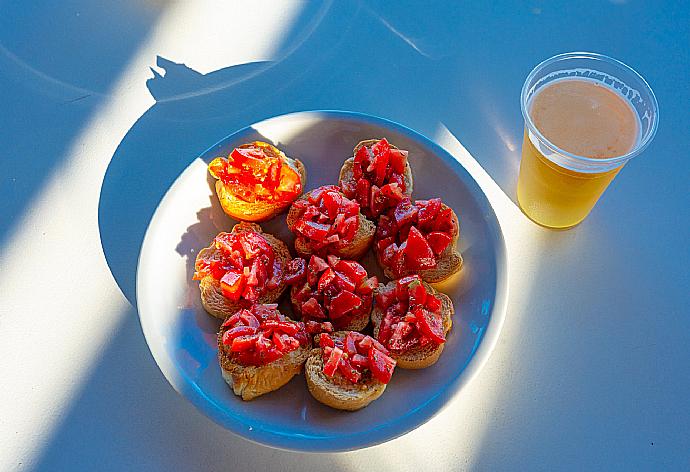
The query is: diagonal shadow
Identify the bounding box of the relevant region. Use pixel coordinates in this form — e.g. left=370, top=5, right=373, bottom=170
left=0, top=0, right=168, bottom=249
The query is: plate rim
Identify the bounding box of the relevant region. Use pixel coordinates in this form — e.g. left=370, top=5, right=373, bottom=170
left=136, top=109, right=508, bottom=452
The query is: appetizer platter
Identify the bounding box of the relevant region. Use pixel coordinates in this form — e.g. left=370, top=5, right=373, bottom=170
left=137, top=111, right=507, bottom=451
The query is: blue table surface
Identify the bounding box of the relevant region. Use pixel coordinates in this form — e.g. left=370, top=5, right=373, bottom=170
left=1, top=1, right=688, bottom=471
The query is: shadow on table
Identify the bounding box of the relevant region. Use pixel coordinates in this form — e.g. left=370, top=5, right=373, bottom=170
left=0, top=0, right=166, bottom=248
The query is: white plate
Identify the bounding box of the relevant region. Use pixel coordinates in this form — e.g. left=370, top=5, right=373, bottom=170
left=137, top=111, right=507, bottom=451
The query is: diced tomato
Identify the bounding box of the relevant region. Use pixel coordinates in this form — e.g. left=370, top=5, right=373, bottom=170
left=308, top=255, right=329, bottom=274
left=221, top=313, right=241, bottom=328
left=408, top=280, right=428, bottom=308
left=375, top=286, right=396, bottom=310
left=329, top=290, right=362, bottom=320
left=284, top=258, right=307, bottom=285
left=425, top=293, right=443, bottom=312
left=417, top=198, right=442, bottom=229
left=220, top=270, right=245, bottom=301
left=323, top=346, right=343, bottom=377
left=389, top=148, right=408, bottom=174
left=393, top=198, right=418, bottom=227
left=370, top=185, right=389, bottom=216
left=380, top=183, right=404, bottom=202
left=433, top=207, right=457, bottom=234
left=320, top=321, right=334, bottom=332
left=368, top=348, right=396, bottom=384
left=294, top=282, right=314, bottom=302
left=355, top=178, right=371, bottom=210
left=376, top=215, right=395, bottom=239
left=427, top=231, right=452, bottom=255
left=239, top=310, right=260, bottom=328
left=380, top=242, right=399, bottom=265
left=319, top=333, right=335, bottom=348
left=261, top=320, right=300, bottom=336
left=354, top=144, right=369, bottom=168
left=341, top=216, right=358, bottom=242
left=222, top=326, right=257, bottom=345
left=370, top=143, right=390, bottom=187
left=358, top=335, right=390, bottom=355
left=334, top=260, right=367, bottom=284
left=295, top=220, right=330, bottom=240
left=340, top=178, right=357, bottom=198
left=350, top=353, right=369, bottom=369
left=301, top=297, right=326, bottom=320
left=276, top=164, right=302, bottom=197
left=272, top=332, right=287, bottom=351
left=404, top=226, right=436, bottom=270
left=321, top=190, right=343, bottom=219
left=344, top=332, right=358, bottom=356
left=414, top=307, right=446, bottom=344
left=340, top=196, right=360, bottom=218
left=231, top=334, right=258, bottom=352
left=338, top=358, right=362, bottom=383
left=327, top=254, right=340, bottom=267
left=358, top=276, right=378, bottom=295
left=318, top=268, right=337, bottom=292
left=334, top=271, right=356, bottom=292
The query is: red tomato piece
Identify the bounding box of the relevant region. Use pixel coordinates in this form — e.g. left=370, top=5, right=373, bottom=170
left=284, top=258, right=307, bottom=285
left=404, top=226, right=436, bottom=270
left=329, top=291, right=362, bottom=319
left=323, top=346, right=343, bottom=377
left=389, top=148, right=408, bottom=174
left=318, top=268, right=337, bottom=292
left=427, top=231, right=452, bottom=255
left=334, top=260, right=367, bottom=284
left=368, top=348, right=396, bottom=384
left=417, top=198, right=442, bottom=229
left=338, top=358, right=362, bottom=384
left=301, top=297, right=326, bottom=320
left=414, top=307, right=446, bottom=344
left=220, top=270, right=245, bottom=301
left=231, top=334, right=258, bottom=352
left=319, top=333, right=335, bottom=348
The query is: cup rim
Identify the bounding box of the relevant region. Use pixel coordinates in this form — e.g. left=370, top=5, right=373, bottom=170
left=520, top=51, right=659, bottom=168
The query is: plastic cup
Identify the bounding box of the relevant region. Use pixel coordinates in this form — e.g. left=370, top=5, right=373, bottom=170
left=517, top=52, right=659, bottom=229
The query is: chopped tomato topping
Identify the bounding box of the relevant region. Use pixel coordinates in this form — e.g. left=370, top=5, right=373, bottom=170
left=368, top=346, right=396, bottom=384
left=285, top=255, right=378, bottom=329
left=208, top=141, right=302, bottom=203
left=319, top=332, right=396, bottom=384
left=290, top=186, right=362, bottom=254
left=373, top=197, right=457, bottom=277
left=194, top=230, right=281, bottom=305
left=375, top=277, right=448, bottom=354
left=218, top=304, right=309, bottom=367
left=340, top=138, right=409, bottom=218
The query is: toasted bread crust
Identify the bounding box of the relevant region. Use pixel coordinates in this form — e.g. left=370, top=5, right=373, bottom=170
left=195, top=222, right=291, bottom=319
left=338, top=139, right=414, bottom=200
left=289, top=286, right=371, bottom=332
left=218, top=330, right=311, bottom=401
left=371, top=281, right=454, bottom=369
left=375, top=204, right=463, bottom=283
left=286, top=189, right=375, bottom=260
left=214, top=146, right=306, bottom=222
left=305, top=332, right=387, bottom=411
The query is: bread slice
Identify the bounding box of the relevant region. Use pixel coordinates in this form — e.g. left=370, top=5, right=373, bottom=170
left=195, top=222, right=291, bottom=319
left=305, top=331, right=387, bottom=411
left=214, top=143, right=307, bottom=222
left=286, top=189, right=375, bottom=260
left=338, top=139, right=414, bottom=198
left=376, top=204, right=463, bottom=283
left=289, top=286, right=371, bottom=332
left=371, top=281, right=454, bottom=369
left=218, top=332, right=311, bottom=401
